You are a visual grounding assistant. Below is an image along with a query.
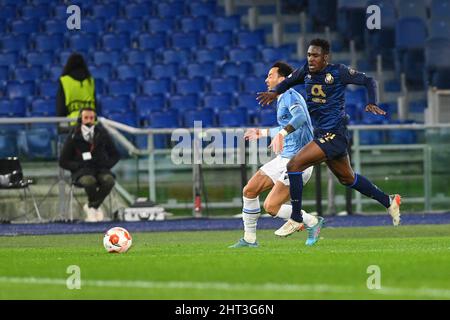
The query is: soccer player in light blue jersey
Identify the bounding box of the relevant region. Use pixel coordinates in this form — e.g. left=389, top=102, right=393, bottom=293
left=230, top=62, right=320, bottom=248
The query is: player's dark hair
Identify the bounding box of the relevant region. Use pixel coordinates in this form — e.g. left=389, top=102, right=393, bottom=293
left=271, top=61, right=293, bottom=78
left=309, top=38, right=330, bottom=55
left=61, top=53, right=92, bottom=79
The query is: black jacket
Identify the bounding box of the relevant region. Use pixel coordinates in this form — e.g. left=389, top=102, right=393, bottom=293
left=59, top=124, right=120, bottom=182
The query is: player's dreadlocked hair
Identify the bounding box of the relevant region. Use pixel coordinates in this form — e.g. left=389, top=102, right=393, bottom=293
left=271, top=61, right=294, bottom=78
left=309, top=38, right=330, bottom=54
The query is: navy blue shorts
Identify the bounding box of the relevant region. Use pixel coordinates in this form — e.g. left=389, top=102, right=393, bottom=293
left=313, top=127, right=350, bottom=160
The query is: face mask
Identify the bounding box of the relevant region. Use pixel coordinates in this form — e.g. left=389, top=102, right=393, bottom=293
left=81, top=124, right=95, bottom=143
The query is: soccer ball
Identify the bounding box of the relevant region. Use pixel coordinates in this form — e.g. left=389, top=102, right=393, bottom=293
left=103, top=227, right=132, bottom=253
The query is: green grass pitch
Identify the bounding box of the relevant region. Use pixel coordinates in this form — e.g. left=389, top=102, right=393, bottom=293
left=1, top=225, right=450, bottom=300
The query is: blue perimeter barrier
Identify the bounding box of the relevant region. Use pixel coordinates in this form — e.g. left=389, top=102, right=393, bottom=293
left=1, top=213, right=450, bottom=236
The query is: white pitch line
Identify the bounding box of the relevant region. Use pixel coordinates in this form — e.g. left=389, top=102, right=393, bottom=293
left=1, top=276, right=450, bottom=299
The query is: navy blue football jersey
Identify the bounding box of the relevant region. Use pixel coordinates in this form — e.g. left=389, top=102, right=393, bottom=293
left=275, top=63, right=377, bottom=131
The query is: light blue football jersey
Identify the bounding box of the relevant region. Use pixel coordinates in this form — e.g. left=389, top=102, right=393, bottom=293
left=268, top=88, right=313, bottom=158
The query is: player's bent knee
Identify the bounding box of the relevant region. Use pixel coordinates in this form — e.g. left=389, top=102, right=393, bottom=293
left=77, top=175, right=97, bottom=187
left=339, top=176, right=355, bottom=186
left=286, top=160, right=302, bottom=173
left=263, top=201, right=279, bottom=216
left=242, top=185, right=258, bottom=199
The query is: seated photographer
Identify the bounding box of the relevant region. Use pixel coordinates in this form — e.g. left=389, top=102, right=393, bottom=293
left=59, top=108, right=120, bottom=222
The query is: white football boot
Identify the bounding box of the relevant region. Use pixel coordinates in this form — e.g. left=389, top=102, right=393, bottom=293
left=388, top=194, right=402, bottom=226
left=83, top=203, right=97, bottom=222
left=274, top=218, right=305, bottom=237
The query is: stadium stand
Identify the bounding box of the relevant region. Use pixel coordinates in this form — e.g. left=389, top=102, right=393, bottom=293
left=0, top=0, right=443, bottom=157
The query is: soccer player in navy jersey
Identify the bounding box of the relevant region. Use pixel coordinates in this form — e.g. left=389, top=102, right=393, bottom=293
left=257, top=39, right=401, bottom=246
left=229, top=61, right=320, bottom=248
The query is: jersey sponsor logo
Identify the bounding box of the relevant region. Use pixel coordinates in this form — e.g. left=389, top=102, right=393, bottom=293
left=325, top=73, right=334, bottom=84
left=311, top=84, right=326, bottom=103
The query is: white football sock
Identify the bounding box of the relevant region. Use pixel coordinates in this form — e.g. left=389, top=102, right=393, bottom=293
left=242, top=196, right=260, bottom=243
left=275, top=204, right=292, bottom=220
left=302, top=211, right=318, bottom=227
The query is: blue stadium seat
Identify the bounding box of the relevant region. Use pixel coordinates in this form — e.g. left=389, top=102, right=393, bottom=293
left=107, top=80, right=137, bottom=96
left=361, top=110, right=385, bottom=124
left=0, top=131, right=19, bottom=158
left=210, top=77, right=239, bottom=94
left=431, top=70, right=450, bottom=89
left=359, top=129, right=384, bottom=145
left=142, top=78, right=171, bottom=96
left=203, top=93, right=233, bottom=111
left=47, top=66, right=62, bottom=81
left=53, top=4, right=68, bottom=19
left=69, top=34, right=97, bottom=52
left=431, top=0, right=450, bottom=20
left=14, top=66, right=43, bottom=83
left=0, top=98, right=26, bottom=117
left=308, top=0, right=337, bottom=31
left=138, top=33, right=167, bottom=50
left=236, top=30, right=265, bottom=48
left=94, top=78, right=104, bottom=95
left=171, top=32, right=200, bottom=50
left=25, top=52, right=53, bottom=68
left=93, top=50, right=121, bottom=66
left=102, top=33, right=130, bottom=51
left=186, top=63, right=215, bottom=79
left=261, top=47, right=289, bottom=63
left=150, top=63, right=179, bottom=79
left=101, top=95, right=131, bottom=115
left=157, top=2, right=185, bottom=18
left=218, top=108, right=248, bottom=127
left=228, top=47, right=258, bottom=63
left=126, top=50, right=153, bottom=67
left=11, top=19, right=39, bottom=34
left=195, top=48, right=225, bottom=63
left=398, top=0, right=427, bottom=20
left=91, top=4, right=119, bottom=19
left=0, top=5, right=16, bottom=22
left=220, top=62, right=252, bottom=78
left=425, top=38, right=450, bottom=70
left=252, top=62, right=268, bottom=77
left=345, top=103, right=361, bottom=122
left=116, top=64, right=146, bottom=81
left=0, top=35, right=28, bottom=53
left=236, top=93, right=259, bottom=109
left=90, top=64, right=112, bottom=82
left=162, top=49, right=191, bottom=65
left=430, top=20, right=450, bottom=39
left=169, top=94, right=199, bottom=111
left=175, top=78, right=204, bottom=95
left=112, top=19, right=142, bottom=36
left=107, top=112, right=138, bottom=127
left=184, top=108, right=215, bottom=128
left=125, top=3, right=153, bottom=19
left=395, top=17, right=427, bottom=50
left=38, top=80, right=57, bottom=99
left=135, top=95, right=165, bottom=122
left=409, top=100, right=426, bottom=113
left=35, top=34, right=64, bottom=51
left=212, top=15, right=241, bottom=32
left=31, top=99, right=56, bottom=116
left=205, top=32, right=233, bottom=49
left=242, top=76, right=266, bottom=93
left=148, top=109, right=180, bottom=148
left=147, top=18, right=176, bottom=33
left=388, top=129, right=417, bottom=144
left=20, top=4, right=49, bottom=19
left=345, top=88, right=367, bottom=108
left=0, top=66, right=8, bottom=82
left=7, top=81, right=35, bottom=99
left=258, top=107, right=277, bottom=126
left=80, top=18, right=103, bottom=34
left=179, top=16, right=208, bottom=33
left=43, top=19, right=66, bottom=35
left=20, top=128, right=56, bottom=159
left=337, top=0, right=366, bottom=49
left=188, top=1, right=216, bottom=17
